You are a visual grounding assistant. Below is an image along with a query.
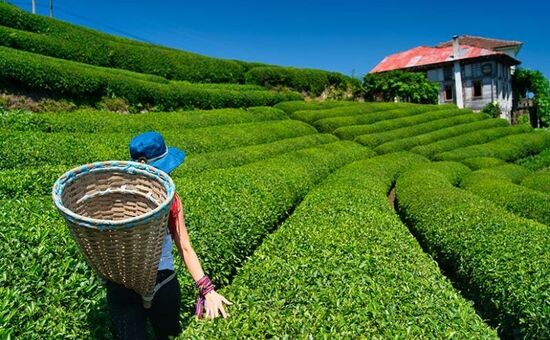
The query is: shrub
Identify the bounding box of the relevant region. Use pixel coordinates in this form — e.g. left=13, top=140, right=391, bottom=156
left=0, top=165, right=67, bottom=199
left=516, top=148, right=550, bottom=171
left=175, top=141, right=373, bottom=285
left=173, top=134, right=338, bottom=175
left=314, top=106, right=454, bottom=133
left=396, top=165, right=550, bottom=338
left=290, top=102, right=409, bottom=124
left=0, top=196, right=111, bottom=338
left=460, top=167, right=549, bottom=225
left=461, top=157, right=506, bottom=170
left=0, top=141, right=372, bottom=338
left=412, top=124, right=534, bottom=159
left=97, top=95, right=130, bottom=113
left=434, top=131, right=550, bottom=162
left=0, top=120, right=317, bottom=169
left=482, top=101, right=502, bottom=118
left=361, top=70, right=439, bottom=104
left=521, top=170, right=550, bottom=194
left=459, top=164, right=532, bottom=184
left=0, top=5, right=247, bottom=83
left=245, top=66, right=355, bottom=96
left=0, top=4, right=359, bottom=92
left=354, top=113, right=487, bottom=148
left=410, top=161, right=473, bottom=186
left=1, top=106, right=288, bottom=133
left=182, top=153, right=496, bottom=338
left=513, top=68, right=550, bottom=126
left=0, top=46, right=302, bottom=110
left=173, top=81, right=265, bottom=91
left=375, top=119, right=509, bottom=154
left=273, top=100, right=357, bottom=114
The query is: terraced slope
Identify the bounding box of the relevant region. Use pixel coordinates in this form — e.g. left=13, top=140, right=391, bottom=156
left=0, top=105, right=375, bottom=337
left=182, top=153, right=497, bottom=338
left=0, top=3, right=353, bottom=96
left=0, top=46, right=301, bottom=110
left=1, top=100, right=549, bottom=339
left=397, top=163, right=550, bottom=338
left=460, top=165, right=550, bottom=225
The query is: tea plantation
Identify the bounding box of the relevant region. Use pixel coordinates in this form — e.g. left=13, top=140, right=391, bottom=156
left=0, top=3, right=549, bottom=338
left=1, top=100, right=549, bottom=339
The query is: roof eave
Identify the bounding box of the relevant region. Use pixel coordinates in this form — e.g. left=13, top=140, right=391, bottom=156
left=371, top=54, right=521, bottom=74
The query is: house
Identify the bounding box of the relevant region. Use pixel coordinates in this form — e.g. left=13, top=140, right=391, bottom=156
left=371, top=35, right=522, bottom=120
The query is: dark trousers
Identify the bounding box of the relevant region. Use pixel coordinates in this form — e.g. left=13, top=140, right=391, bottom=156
left=106, top=270, right=182, bottom=340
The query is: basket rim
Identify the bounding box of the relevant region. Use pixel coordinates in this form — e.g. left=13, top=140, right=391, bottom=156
left=52, top=160, right=175, bottom=229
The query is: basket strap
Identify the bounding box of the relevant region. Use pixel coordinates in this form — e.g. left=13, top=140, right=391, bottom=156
left=141, top=272, right=177, bottom=309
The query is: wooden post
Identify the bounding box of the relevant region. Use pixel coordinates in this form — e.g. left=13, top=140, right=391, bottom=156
left=32, top=0, right=36, bottom=14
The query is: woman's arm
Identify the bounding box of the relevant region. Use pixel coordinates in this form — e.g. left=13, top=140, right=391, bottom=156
left=171, top=202, right=232, bottom=319
left=170, top=205, right=205, bottom=281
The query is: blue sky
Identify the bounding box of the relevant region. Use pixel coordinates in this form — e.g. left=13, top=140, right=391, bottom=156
left=9, top=0, right=550, bottom=79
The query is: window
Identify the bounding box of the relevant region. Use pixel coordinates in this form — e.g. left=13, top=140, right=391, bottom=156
left=444, top=67, right=453, bottom=81
left=445, top=85, right=453, bottom=101
left=473, top=80, right=483, bottom=98
left=472, top=63, right=482, bottom=77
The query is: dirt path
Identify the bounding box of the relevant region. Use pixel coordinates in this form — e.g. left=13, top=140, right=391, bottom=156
left=387, top=186, right=396, bottom=209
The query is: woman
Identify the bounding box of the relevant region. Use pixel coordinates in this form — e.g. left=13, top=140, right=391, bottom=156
left=106, top=131, right=232, bottom=340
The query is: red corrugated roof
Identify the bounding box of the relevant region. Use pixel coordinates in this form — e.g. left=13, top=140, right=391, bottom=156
left=370, top=44, right=517, bottom=73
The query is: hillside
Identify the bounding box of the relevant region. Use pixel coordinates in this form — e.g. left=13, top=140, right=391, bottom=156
left=1, top=3, right=549, bottom=339
left=0, top=3, right=356, bottom=103
left=1, top=101, right=549, bottom=338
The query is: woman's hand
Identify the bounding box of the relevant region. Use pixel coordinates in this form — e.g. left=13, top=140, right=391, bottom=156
left=203, top=290, right=233, bottom=319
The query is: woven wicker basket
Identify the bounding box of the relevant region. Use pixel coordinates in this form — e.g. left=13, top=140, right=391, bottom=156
left=52, top=161, right=175, bottom=307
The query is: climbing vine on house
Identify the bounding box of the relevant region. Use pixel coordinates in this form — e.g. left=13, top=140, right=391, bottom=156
left=513, top=68, right=550, bottom=127
left=361, top=70, right=439, bottom=104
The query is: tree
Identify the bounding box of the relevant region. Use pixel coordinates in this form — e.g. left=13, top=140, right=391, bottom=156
left=513, top=68, right=550, bottom=127
left=361, top=70, right=439, bottom=104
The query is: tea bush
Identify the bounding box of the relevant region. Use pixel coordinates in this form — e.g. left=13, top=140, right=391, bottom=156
left=174, top=134, right=338, bottom=175
left=375, top=119, right=509, bottom=154
left=459, top=164, right=532, bottom=184
left=521, top=170, right=550, bottom=194
left=333, top=104, right=462, bottom=140
left=396, top=165, right=550, bottom=338
left=0, top=197, right=111, bottom=338
left=0, top=135, right=339, bottom=198
left=314, top=106, right=453, bottom=133
left=411, top=124, right=533, bottom=159
left=244, top=66, right=356, bottom=96
left=516, top=148, right=550, bottom=171
left=461, top=157, right=507, bottom=170
left=0, top=107, right=288, bottom=133
left=273, top=100, right=358, bottom=113
left=290, top=102, right=409, bottom=124
left=461, top=167, right=550, bottom=225
left=0, top=46, right=301, bottom=110
left=181, top=153, right=496, bottom=338
left=354, top=113, right=487, bottom=148
left=0, top=120, right=317, bottom=169
left=0, top=142, right=372, bottom=338
left=434, top=131, right=550, bottom=162
left=0, top=5, right=246, bottom=83
left=0, top=4, right=354, bottom=93
left=0, top=165, right=68, bottom=199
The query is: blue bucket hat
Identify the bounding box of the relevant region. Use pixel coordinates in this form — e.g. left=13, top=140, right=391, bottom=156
left=129, top=131, right=186, bottom=174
